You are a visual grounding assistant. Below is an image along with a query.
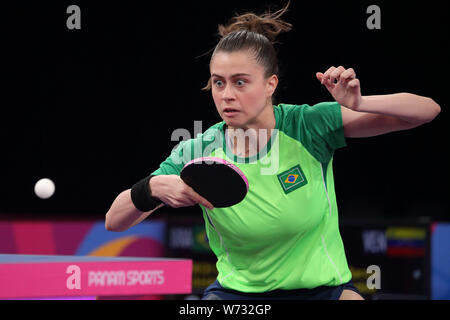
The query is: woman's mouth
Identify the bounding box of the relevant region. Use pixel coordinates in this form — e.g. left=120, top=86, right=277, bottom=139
left=223, top=108, right=240, bottom=117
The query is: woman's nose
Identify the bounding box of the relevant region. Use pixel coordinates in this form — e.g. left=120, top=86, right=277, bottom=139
left=222, top=84, right=235, bottom=101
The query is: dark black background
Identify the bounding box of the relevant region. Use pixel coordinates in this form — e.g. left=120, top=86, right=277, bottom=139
left=1, top=1, right=448, bottom=220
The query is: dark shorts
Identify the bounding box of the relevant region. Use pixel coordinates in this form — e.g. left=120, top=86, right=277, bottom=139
left=202, top=279, right=361, bottom=300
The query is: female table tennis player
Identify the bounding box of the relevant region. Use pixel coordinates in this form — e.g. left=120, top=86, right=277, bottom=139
left=105, top=2, right=440, bottom=300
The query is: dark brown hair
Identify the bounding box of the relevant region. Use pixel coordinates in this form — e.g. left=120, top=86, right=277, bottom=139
left=202, top=1, right=293, bottom=91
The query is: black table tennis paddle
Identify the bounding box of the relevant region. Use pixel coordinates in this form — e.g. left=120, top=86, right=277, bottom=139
left=180, top=157, right=249, bottom=208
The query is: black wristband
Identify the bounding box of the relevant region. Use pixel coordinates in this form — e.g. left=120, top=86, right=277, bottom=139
left=130, top=175, right=162, bottom=212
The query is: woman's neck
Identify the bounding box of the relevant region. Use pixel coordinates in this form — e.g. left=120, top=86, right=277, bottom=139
left=225, top=104, right=276, bottom=158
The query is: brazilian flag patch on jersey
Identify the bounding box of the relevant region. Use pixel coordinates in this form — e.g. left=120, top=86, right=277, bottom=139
left=277, top=165, right=308, bottom=194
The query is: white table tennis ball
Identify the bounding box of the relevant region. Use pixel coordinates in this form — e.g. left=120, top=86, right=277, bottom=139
left=34, top=178, right=55, bottom=199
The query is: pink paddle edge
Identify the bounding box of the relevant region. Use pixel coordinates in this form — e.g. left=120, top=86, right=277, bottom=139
left=182, top=157, right=249, bottom=192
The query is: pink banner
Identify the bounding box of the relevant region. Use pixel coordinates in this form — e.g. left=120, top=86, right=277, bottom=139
left=0, top=256, right=192, bottom=299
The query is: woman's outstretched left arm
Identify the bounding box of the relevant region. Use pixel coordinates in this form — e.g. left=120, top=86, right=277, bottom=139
left=316, top=66, right=441, bottom=138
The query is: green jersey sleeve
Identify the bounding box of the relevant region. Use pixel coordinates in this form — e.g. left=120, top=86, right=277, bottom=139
left=276, top=101, right=346, bottom=163
left=150, top=122, right=225, bottom=176
left=150, top=140, right=189, bottom=176
left=301, top=101, right=347, bottom=162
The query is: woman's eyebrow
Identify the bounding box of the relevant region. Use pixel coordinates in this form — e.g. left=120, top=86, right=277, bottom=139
left=211, top=73, right=251, bottom=78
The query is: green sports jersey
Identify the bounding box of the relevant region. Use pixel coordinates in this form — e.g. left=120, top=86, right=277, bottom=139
left=152, top=101, right=352, bottom=292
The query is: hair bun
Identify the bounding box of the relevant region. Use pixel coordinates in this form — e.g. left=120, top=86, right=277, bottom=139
left=218, top=2, right=292, bottom=43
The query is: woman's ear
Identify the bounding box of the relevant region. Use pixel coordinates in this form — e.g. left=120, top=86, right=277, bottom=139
left=266, top=75, right=279, bottom=97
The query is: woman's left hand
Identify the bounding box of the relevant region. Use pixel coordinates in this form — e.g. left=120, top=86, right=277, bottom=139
left=316, top=66, right=362, bottom=111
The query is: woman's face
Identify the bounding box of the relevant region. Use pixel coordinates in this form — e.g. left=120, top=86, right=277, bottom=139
left=210, top=50, right=278, bottom=129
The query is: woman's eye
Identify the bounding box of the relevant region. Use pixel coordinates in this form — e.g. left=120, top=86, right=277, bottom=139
left=214, top=80, right=224, bottom=87
left=236, top=79, right=246, bottom=86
